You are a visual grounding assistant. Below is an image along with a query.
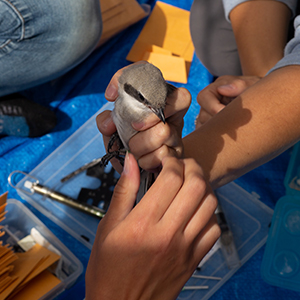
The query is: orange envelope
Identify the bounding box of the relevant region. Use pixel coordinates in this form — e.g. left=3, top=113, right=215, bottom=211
left=0, top=192, right=8, bottom=207
left=142, top=52, right=187, bottom=84
left=126, top=1, right=194, bottom=83
left=8, top=270, right=61, bottom=300
left=98, top=0, right=148, bottom=46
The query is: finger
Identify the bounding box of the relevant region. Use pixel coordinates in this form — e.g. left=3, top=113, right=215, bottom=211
left=105, top=61, right=147, bottom=101
left=165, top=87, right=191, bottom=121
left=197, top=109, right=213, bottom=125
left=96, top=110, right=116, bottom=137
left=162, top=159, right=208, bottom=229
left=193, top=216, right=221, bottom=263
left=104, top=152, right=140, bottom=224
left=197, top=90, right=225, bottom=116
left=217, top=81, right=247, bottom=98
left=184, top=191, right=218, bottom=242
left=129, top=122, right=181, bottom=159
left=217, top=76, right=261, bottom=98
left=137, top=157, right=184, bottom=222
left=137, top=145, right=180, bottom=172
left=132, top=88, right=191, bottom=132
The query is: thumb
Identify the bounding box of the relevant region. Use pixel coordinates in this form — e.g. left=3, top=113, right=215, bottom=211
left=105, top=152, right=140, bottom=223
left=217, top=81, right=247, bottom=98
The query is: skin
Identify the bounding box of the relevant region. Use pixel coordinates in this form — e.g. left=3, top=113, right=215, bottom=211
left=184, top=65, right=300, bottom=188
left=197, top=0, right=291, bottom=125
left=89, top=1, right=298, bottom=298
left=99, top=64, right=300, bottom=190
left=97, top=61, right=191, bottom=174
left=85, top=153, right=220, bottom=300
left=229, top=0, right=291, bottom=77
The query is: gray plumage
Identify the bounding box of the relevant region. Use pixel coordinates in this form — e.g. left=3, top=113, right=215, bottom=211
left=112, top=62, right=175, bottom=149
left=110, top=62, right=176, bottom=203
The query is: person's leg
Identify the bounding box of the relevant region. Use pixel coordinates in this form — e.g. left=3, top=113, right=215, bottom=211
left=0, top=0, right=102, bottom=137
left=190, top=0, right=242, bottom=77
left=0, top=0, right=102, bottom=96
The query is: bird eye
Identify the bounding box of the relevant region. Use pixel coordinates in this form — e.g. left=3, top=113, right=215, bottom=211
left=138, top=92, right=145, bottom=102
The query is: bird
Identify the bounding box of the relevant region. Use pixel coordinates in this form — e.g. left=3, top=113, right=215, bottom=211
left=60, top=62, right=176, bottom=203
left=102, top=62, right=177, bottom=202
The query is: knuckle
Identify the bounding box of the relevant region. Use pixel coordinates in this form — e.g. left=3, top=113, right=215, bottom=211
left=189, top=173, right=207, bottom=195
left=154, top=122, right=171, bottom=140
left=233, top=78, right=246, bottom=87
left=156, top=145, right=169, bottom=158
left=179, top=87, right=192, bottom=107
left=210, top=194, right=218, bottom=211
left=212, top=222, right=222, bottom=240
left=112, top=180, right=130, bottom=199
left=211, top=105, right=221, bottom=115
left=174, top=145, right=183, bottom=158
left=165, top=165, right=183, bottom=187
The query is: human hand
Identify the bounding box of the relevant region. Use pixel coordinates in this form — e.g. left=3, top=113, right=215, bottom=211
left=96, top=62, right=191, bottom=173
left=85, top=153, right=220, bottom=300
left=196, top=75, right=260, bottom=127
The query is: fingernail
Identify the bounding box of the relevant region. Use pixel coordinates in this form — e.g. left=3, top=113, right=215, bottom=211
left=123, top=151, right=130, bottom=175
left=105, top=83, right=118, bottom=100
left=102, top=114, right=114, bottom=129
left=132, top=121, right=144, bottom=130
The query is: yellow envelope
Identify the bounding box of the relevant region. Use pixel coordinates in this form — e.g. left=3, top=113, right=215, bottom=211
left=126, top=1, right=194, bottom=83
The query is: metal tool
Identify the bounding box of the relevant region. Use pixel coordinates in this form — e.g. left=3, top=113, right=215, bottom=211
left=8, top=171, right=106, bottom=218
left=25, top=181, right=105, bottom=218
left=60, top=157, right=104, bottom=183
left=60, top=149, right=125, bottom=183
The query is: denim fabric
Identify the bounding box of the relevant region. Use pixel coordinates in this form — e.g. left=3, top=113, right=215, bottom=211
left=0, top=0, right=102, bottom=96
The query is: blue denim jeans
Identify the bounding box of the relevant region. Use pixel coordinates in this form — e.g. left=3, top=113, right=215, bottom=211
left=0, top=0, right=102, bottom=96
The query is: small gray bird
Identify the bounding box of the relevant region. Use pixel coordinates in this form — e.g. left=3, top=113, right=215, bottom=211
left=103, top=62, right=176, bottom=202
left=112, top=62, right=175, bottom=148
left=60, top=62, right=176, bottom=194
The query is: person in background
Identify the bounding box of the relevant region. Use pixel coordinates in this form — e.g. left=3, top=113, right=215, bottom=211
left=99, top=0, right=300, bottom=190
left=0, top=0, right=102, bottom=137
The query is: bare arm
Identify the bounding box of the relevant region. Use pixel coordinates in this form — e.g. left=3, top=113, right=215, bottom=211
left=183, top=65, right=300, bottom=189
left=230, top=0, right=291, bottom=76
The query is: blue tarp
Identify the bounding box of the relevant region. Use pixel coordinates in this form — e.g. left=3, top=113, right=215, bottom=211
left=1, top=1, right=299, bottom=299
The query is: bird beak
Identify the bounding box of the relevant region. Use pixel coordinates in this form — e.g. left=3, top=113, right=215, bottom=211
left=152, top=107, right=165, bottom=124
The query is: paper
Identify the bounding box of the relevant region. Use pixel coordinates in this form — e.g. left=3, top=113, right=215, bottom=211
left=8, top=270, right=61, bottom=300
left=0, top=196, right=62, bottom=300
left=0, top=192, right=7, bottom=207
left=126, top=1, right=194, bottom=83
left=142, top=51, right=188, bottom=83
left=98, top=0, right=148, bottom=46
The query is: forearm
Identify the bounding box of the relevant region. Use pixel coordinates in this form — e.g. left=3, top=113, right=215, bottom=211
left=229, top=0, right=291, bottom=76
left=183, top=65, right=300, bottom=189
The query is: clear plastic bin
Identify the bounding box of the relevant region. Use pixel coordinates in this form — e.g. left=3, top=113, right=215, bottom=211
left=10, top=102, right=274, bottom=300
left=1, top=199, right=83, bottom=299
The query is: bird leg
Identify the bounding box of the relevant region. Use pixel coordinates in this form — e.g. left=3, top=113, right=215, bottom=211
left=99, top=132, right=126, bottom=167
